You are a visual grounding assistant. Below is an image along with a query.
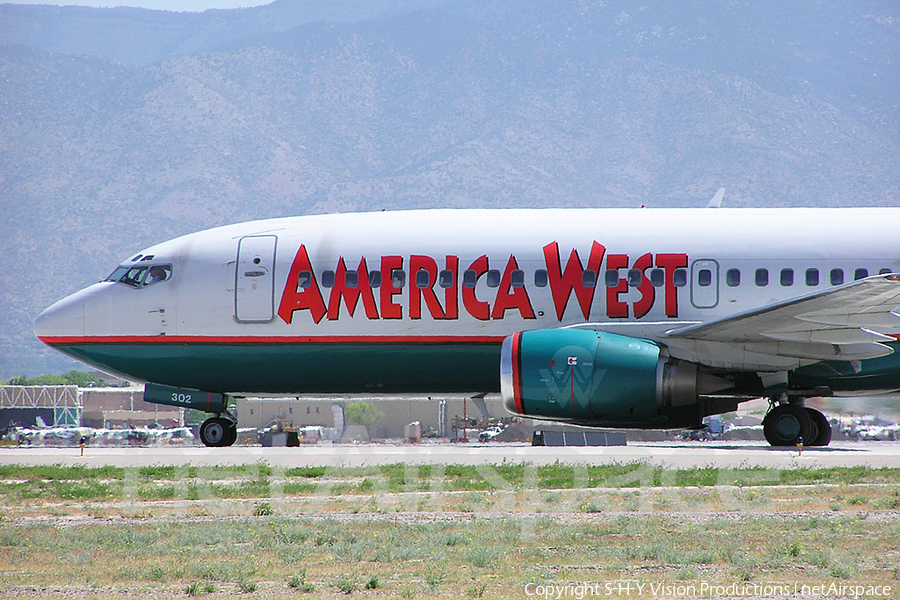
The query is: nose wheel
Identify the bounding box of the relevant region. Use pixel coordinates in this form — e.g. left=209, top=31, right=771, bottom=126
left=200, top=417, right=238, bottom=447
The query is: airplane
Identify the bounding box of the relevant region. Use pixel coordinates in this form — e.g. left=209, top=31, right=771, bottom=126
left=34, top=207, right=900, bottom=448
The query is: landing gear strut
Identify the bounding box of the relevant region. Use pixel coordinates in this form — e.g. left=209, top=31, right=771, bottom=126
left=200, top=416, right=238, bottom=447
left=762, top=399, right=832, bottom=447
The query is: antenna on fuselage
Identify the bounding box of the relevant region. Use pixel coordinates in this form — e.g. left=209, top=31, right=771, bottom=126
left=706, top=187, right=725, bottom=208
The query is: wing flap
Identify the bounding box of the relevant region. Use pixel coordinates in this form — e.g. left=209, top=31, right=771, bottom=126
left=794, top=311, right=900, bottom=328
left=759, top=328, right=896, bottom=345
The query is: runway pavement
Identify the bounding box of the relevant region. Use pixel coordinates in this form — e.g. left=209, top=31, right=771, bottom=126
left=1, top=441, right=899, bottom=468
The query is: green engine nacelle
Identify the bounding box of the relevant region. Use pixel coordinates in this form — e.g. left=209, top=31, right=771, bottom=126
left=500, top=329, right=708, bottom=428
left=143, top=383, right=225, bottom=414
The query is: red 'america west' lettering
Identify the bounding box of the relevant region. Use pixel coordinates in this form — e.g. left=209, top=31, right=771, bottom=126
left=277, top=243, right=687, bottom=325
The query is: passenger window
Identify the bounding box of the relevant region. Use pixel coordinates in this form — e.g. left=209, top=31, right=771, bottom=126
left=344, top=271, right=358, bottom=289
left=780, top=268, right=794, bottom=287
left=755, top=268, right=768, bottom=287
left=649, top=268, right=665, bottom=288
left=415, top=269, right=431, bottom=289
left=296, top=270, right=312, bottom=290
left=673, top=268, right=688, bottom=287
left=463, top=270, right=478, bottom=288
left=486, top=270, right=501, bottom=288
left=697, top=269, right=712, bottom=287
left=368, top=271, right=382, bottom=288
left=854, top=268, right=868, bottom=280
left=805, top=268, right=819, bottom=286
left=121, top=266, right=148, bottom=287
left=582, top=270, right=597, bottom=288
left=534, top=269, right=548, bottom=287
left=604, top=269, right=620, bottom=288
left=321, top=270, right=335, bottom=288
left=627, top=269, right=642, bottom=287
left=510, top=270, right=525, bottom=288
left=726, top=269, right=740, bottom=287
left=830, top=269, right=844, bottom=286
left=439, top=269, right=454, bottom=289
left=391, top=270, right=406, bottom=289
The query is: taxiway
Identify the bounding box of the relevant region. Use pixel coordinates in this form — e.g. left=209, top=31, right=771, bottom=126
left=1, top=441, right=898, bottom=468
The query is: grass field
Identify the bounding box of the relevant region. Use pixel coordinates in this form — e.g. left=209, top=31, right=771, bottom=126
left=0, top=462, right=898, bottom=598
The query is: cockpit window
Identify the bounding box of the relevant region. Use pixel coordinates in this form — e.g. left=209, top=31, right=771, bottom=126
left=105, top=266, right=131, bottom=283
left=121, top=266, right=148, bottom=287
left=106, top=264, right=172, bottom=287
left=145, top=265, right=172, bottom=285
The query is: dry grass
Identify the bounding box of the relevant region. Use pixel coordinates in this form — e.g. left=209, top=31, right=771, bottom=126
left=0, top=462, right=897, bottom=598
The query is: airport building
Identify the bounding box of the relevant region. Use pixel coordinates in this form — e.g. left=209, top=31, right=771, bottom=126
left=0, top=386, right=81, bottom=429
left=0, top=385, right=180, bottom=430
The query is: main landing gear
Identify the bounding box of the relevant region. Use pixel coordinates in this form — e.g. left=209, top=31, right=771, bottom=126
left=200, top=415, right=238, bottom=447
left=762, top=399, right=832, bottom=447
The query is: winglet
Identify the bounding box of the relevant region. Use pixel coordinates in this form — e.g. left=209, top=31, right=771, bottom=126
left=706, top=187, right=725, bottom=208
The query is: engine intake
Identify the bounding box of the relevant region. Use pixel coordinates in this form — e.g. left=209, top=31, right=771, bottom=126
left=500, top=329, right=729, bottom=429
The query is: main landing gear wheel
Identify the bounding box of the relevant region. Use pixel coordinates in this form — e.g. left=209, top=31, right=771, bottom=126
left=200, top=417, right=237, bottom=447
left=805, top=408, right=832, bottom=447
left=762, top=404, right=817, bottom=447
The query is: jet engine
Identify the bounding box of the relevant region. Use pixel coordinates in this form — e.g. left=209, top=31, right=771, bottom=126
left=500, top=329, right=733, bottom=429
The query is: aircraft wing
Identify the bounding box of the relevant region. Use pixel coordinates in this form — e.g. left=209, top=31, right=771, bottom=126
left=662, top=274, right=900, bottom=370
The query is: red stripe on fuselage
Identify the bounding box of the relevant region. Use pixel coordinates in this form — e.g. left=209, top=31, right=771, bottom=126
left=37, top=334, right=506, bottom=345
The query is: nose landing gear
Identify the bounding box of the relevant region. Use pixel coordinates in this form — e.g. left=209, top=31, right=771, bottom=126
left=199, top=416, right=238, bottom=447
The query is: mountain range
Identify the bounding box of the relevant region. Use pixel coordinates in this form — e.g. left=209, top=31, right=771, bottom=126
left=1, top=0, right=899, bottom=377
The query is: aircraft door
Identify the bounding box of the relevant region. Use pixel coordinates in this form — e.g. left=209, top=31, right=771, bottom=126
left=690, top=259, right=719, bottom=309
left=235, top=235, right=277, bottom=323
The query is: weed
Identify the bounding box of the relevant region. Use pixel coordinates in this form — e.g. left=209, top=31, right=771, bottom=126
left=786, top=541, right=803, bottom=558
left=333, top=574, right=360, bottom=594
left=288, top=573, right=316, bottom=592
left=253, top=502, right=274, bottom=516
left=365, top=575, right=380, bottom=589
left=829, top=560, right=856, bottom=579
left=467, top=582, right=488, bottom=598
left=185, top=581, right=215, bottom=596
left=425, top=566, right=445, bottom=590
left=468, top=546, right=496, bottom=567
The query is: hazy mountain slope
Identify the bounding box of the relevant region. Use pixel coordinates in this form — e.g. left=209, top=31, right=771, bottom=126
left=1, top=0, right=899, bottom=377
left=0, top=0, right=446, bottom=68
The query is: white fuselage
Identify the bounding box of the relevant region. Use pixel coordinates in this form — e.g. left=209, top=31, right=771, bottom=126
left=34, top=207, right=900, bottom=394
